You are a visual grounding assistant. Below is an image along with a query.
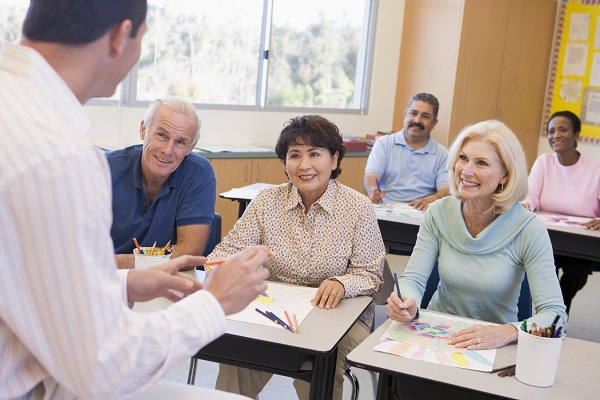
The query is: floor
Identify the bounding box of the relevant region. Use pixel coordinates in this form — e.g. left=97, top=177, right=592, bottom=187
left=163, top=254, right=600, bottom=399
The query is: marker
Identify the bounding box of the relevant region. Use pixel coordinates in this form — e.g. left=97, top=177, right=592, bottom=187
left=393, top=272, right=404, bottom=310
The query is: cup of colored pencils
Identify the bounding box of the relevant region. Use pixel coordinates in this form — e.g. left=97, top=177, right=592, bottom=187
left=133, top=240, right=172, bottom=269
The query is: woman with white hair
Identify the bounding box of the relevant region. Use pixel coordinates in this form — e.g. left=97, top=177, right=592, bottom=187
left=386, top=120, right=567, bottom=350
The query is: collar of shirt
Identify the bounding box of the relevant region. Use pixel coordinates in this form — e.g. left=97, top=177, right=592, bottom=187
left=0, top=42, right=91, bottom=136
left=394, top=129, right=439, bottom=154
left=286, top=180, right=338, bottom=215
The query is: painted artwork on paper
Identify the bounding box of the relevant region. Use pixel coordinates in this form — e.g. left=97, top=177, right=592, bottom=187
left=227, top=282, right=317, bottom=330
left=373, top=203, right=425, bottom=218
left=536, top=213, right=591, bottom=227
left=373, top=311, right=497, bottom=372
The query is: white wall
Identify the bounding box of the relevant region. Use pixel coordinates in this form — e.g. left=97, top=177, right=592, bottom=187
left=85, top=0, right=406, bottom=151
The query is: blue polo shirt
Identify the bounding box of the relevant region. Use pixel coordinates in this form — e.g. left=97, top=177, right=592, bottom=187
left=106, top=145, right=216, bottom=254
left=365, top=130, right=448, bottom=202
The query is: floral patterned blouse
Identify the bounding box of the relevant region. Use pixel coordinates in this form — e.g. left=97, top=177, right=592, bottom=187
left=207, top=180, right=386, bottom=327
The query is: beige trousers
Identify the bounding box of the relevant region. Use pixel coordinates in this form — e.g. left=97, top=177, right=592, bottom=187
left=215, top=321, right=370, bottom=400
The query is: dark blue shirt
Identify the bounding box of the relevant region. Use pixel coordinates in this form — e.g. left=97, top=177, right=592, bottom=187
left=106, top=145, right=216, bottom=254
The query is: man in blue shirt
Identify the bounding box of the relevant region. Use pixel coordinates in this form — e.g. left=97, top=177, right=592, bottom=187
left=107, top=96, right=216, bottom=269
left=364, top=92, right=449, bottom=210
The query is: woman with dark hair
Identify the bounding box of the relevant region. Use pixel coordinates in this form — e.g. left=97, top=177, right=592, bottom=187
left=207, top=115, right=385, bottom=400
left=523, top=111, right=600, bottom=314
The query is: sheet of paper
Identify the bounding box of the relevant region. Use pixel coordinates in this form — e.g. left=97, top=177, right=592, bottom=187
left=227, top=282, right=318, bottom=330
left=563, top=43, right=588, bottom=76
left=221, top=183, right=275, bottom=200
left=536, top=214, right=591, bottom=227
left=569, top=12, right=590, bottom=41
left=373, top=311, right=497, bottom=372
left=373, top=202, right=425, bottom=219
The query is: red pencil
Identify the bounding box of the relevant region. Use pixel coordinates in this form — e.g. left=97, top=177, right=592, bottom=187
left=284, top=310, right=295, bottom=333
left=133, top=237, right=141, bottom=253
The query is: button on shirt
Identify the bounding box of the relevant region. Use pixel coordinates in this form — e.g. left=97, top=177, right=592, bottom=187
left=207, top=180, right=386, bottom=327
left=365, top=130, right=449, bottom=203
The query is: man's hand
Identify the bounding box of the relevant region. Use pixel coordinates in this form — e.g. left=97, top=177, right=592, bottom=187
left=408, top=194, right=438, bottom=210
left=127, top=255, right=205, bottom=303
left=203, top=246, right=270, bottom=315
left=367, top=187, right=386, bottom=204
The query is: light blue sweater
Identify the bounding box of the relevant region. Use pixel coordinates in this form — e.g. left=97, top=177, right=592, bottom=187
left=399, top=196, right=567, bottom=329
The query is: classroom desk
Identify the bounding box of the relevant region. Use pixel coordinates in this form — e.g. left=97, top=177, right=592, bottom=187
left=347, top=318, right=600, bottom=400
left=219, top=183, right=274, bottom=218
left=377, top=209, right=600, bottom=262
left=135, top=271, right=371, bottom=400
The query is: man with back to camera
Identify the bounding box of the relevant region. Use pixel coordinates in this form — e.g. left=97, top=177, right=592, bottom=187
left=0, top=1, right=269, bottom=399
left=364, top=92, right=449, bottom=210
left=107, top=95, right=216, bottom=269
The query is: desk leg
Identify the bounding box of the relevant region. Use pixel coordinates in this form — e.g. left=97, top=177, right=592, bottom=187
left=309, top=348, right=338, bottom=400
left=237, top=201, right=249, bottom=218
left=376, top=372, right=393, bottom=400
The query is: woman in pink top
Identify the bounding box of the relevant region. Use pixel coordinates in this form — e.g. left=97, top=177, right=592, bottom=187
left=524, top=111, right=600, bottom=314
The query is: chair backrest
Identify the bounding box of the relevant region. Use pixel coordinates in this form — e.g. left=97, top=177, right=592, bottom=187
left=421, top=263, right=533, bottom=320
left=203, top=212, right=222, bottom=256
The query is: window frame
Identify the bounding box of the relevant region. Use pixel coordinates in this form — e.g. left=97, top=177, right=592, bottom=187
left=97, top=0, right=378, bottom=113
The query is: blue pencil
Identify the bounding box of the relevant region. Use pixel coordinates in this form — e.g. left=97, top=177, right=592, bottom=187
left=393, top=272, right=404, bottom=310
left=266, top=311, right=294, bottom=332
left=255, top=308, right=277, bottom=324
left=375, top=177, right=382, bottom=192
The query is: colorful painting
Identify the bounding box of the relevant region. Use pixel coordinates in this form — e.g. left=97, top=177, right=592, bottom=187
left=373, top=202, right=425, bottom=219
left=536, top=213, right=592, bottom=227
left=374, top=311, right=497, bottom=372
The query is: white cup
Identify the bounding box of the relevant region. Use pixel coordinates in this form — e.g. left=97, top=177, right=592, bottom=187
left=515, top=326, right=565, bottom=387
left=134, top=247, right=171, bottom=270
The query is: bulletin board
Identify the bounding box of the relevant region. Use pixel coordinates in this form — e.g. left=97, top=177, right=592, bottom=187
left=544, top=0, right=600, bottom=144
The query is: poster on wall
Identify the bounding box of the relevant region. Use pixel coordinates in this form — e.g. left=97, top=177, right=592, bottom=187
left=544, top=0, right=600, bottom=145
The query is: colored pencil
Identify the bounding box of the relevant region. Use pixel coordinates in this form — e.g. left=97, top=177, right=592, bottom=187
left=293, top=313, right=300, bottom=334
left=133, top=237, right=141, bottom=253
left=284, top=310, right=295, bottom=332
left=160, top=240, right=171, bottom=256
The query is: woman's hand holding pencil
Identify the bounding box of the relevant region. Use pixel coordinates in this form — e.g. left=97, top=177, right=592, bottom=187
left=385, top=273, right=418, bottom=322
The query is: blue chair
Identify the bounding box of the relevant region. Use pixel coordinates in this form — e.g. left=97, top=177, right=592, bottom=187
left=421, top=263, right=532, bottom=320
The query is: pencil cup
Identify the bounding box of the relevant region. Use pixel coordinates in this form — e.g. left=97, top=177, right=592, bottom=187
left=515, top=327, right=565, bottom=387
left=134, top=247, right=171, bottom=270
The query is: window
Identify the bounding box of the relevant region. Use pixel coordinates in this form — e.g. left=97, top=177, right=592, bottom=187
left=0, top=0, right=27, bottom=43
left=2, top=0, right=377, bottom=111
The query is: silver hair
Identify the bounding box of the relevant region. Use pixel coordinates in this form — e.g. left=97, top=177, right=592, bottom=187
left=143, top=96, right=201, bottom=143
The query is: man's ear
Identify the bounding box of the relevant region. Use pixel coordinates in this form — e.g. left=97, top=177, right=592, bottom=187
left=108, top=20, right=133, bottom=59
left=139, top=120, right=146, bottom=141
